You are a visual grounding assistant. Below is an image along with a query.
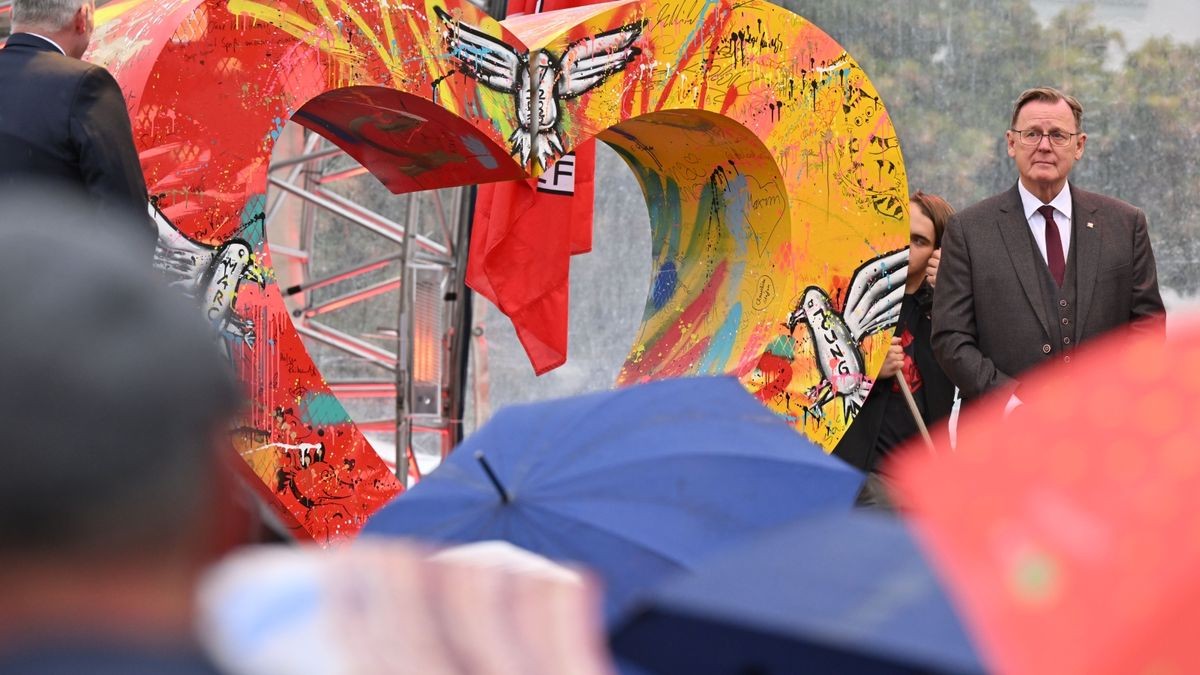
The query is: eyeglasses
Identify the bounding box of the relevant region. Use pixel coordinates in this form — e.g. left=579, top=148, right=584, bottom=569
left=1010, top=128, right=1081, bottom=148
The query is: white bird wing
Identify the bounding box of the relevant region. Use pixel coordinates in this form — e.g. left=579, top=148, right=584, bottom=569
left=435, top=7, right=524, bottom=94
left=150, top=202, right=215, bottom=292
left=202, top=243, right=250, bottom=331
left=843, top=248, right=908, bottom=342
left=555, top=21, right=644, bottom=98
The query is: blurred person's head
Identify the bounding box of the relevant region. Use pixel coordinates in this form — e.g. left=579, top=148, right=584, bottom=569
left=11, top=0, right=95, bottom=58
left=907, top=191, right=953, bottom=292
left=1006, top=87, right=1087, bottom=203
left=0, top=186, right=243, bottom=645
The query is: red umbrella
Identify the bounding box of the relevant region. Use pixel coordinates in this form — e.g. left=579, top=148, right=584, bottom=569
left=890, top=316, right=1197, bottom=675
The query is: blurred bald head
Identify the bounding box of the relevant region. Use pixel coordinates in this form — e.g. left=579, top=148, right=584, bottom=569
left=0, top=186, right=240, bottom=559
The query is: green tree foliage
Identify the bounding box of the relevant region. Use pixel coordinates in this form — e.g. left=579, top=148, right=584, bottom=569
left=1096, top=38, right=1200, bottom=291
left=785, top=0, right=1200, bottom=292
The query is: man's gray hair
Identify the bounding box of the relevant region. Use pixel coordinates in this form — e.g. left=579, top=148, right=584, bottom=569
left=1011, top=86, right=1085, bottom=132
left=12, top=0, right=90, bottom=30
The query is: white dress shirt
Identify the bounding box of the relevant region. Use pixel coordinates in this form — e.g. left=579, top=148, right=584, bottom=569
left=1017, top=180, right=1072, bottom=265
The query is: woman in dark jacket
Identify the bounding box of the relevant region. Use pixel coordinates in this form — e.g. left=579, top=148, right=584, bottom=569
left=834, top=191, right=957, bottom=485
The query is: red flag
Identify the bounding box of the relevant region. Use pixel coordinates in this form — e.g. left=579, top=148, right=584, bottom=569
left=469, top=173, right=571, bottom=375
left=530, top=142, right=595, bottom=255
left=466, top=0, right=600, bottom=375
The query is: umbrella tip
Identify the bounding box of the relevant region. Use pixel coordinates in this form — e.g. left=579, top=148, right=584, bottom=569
left=474, top=450, right=511, bottom=505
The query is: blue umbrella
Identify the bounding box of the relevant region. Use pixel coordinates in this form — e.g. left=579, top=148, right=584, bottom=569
left=362, top=376, right=863, bottom=621
left=610, top=510, right=987, bottom=675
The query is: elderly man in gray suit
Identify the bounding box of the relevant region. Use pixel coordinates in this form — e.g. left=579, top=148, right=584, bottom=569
left=932, top=87, right=1165, bottom=409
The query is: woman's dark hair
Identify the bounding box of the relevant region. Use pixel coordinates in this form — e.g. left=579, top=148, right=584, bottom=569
left=910, top=191, right=954, bottom=248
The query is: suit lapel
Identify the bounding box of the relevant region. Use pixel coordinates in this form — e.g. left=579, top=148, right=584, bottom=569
left=1072, top=190, right=1102, bottom=341
left=996, top=186, right=1052, bottom=339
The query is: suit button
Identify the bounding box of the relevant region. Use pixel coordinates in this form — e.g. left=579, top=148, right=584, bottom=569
left=1042, top=344, right=1052, bottom=354
left=1064, top=355, right=1072, bottom=364
left=1059, top=300, right=1068, bottom=307
left=1063, top=337, right=1071, bottom=345
left=1061, top=318, right=1070, bottom=326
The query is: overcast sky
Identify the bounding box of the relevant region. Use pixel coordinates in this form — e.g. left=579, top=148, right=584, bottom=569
left=1035, top=0, right=1200, bottom=50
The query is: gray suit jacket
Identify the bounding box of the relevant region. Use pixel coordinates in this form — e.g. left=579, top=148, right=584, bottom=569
left=932, top=184, right=1165, bottom=400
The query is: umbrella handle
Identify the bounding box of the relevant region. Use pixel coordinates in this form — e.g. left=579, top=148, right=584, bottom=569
left=475, top=451, right=511, bottom=504
left=895, top=373, right=936, bottom=454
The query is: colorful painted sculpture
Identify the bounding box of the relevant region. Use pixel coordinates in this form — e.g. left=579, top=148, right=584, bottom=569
left=89, top=0, right=907, bottom=541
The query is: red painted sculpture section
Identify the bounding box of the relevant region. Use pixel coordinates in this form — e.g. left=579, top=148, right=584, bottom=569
left=91, top=0, right=531, bottom=541
left=88, top=0, right=908, bottom=541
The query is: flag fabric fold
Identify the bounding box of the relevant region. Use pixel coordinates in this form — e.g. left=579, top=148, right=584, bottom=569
left=465, top=0, right=599, bottom=375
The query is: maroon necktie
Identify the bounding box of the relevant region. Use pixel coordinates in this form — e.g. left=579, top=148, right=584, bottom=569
left=1038, top=205, right=1066, bottom=286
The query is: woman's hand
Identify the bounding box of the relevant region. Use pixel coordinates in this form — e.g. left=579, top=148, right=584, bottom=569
left=878, top=336, right=905, bottom=379
left=925, top=248, right=941, bottom=288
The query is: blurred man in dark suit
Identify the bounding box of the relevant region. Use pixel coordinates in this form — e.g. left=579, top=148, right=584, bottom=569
left=0, top=0, right=151, bottom=247
left=0, top=189, right=242, bottom=675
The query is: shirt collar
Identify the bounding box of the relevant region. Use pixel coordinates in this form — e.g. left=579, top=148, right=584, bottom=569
left=1018, top=180, right=1072, bottom=221
left=21, top=32, right=68, bottom=56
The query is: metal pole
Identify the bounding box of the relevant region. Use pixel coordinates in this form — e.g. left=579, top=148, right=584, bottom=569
left=269, top=176, right=451, bottom=258
left=395, top=193, right=420, bottom=483
left=264, top=131, right=325, bottom=230
left=267, top=144, right=342, bottom=171
left=296, top=322, right=397, bottom=370
left=329, top=382, right=397, bottom=398
left=285, top=252, right=402, bottom=296
left=300, top=276, right=402, bottom=319
left=269, top=176, right=409, bottom=247
left=444, top=186, right=476, bottom=451
left=315, top=186, right=450, bottom=256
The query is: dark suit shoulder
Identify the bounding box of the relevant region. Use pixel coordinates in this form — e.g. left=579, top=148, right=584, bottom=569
left=2, top=32, right=63, bottom=52
left=1071, top=186, right=1143, bottom=219
left=1, top=37, right=95, bottom=84
left=73, top=60, right=125, bottom=99
left=951, top=188, right=1020, bottom=226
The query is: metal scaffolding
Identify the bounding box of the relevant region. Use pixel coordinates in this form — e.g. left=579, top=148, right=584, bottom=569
left=2, top=0, right=484, bottom=485
left=266, top=123, right=472, bottom=484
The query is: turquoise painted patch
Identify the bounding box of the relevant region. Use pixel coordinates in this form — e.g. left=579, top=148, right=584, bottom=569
left=699, top=303, right=742, bottom=374
left=764, top=335, right=796, bottom=360
left=300, top=392, right=351, bottom=426
left=240, top=193, right=267, bottom=246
